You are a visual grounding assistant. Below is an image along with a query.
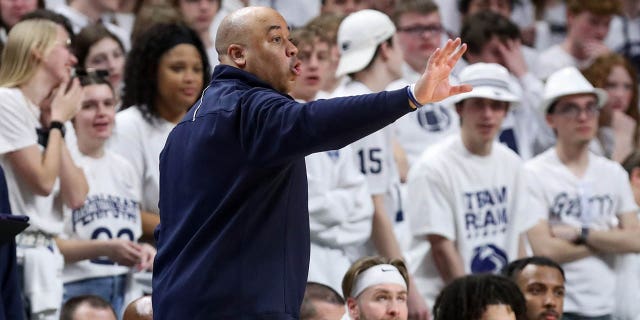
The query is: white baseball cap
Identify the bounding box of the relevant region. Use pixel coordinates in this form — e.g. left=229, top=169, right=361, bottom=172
left=335, top=9, right=396, bottom=77
left=539, top=66, right=608, bottom=114
left=450, top=62, right=519, bottom=106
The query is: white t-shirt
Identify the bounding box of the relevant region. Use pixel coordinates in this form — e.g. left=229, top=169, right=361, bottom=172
left=536, top=44, right=580, bottom=80
left=109, top=106, right=174, bottom=215
left=332, top=80, right=409, bottom=249
left=53, top=5, right=131, bottom=51
left=524, top=148, right=638, bottom=316
left=407, top=135, right=535, bottom=306
left=61, top=151, right=142, bottom=283
left=0, top=87, right=64, bottom=235
left=306, top=146, right=374, bottom=293
left=387, top=65, right=460, bottom=167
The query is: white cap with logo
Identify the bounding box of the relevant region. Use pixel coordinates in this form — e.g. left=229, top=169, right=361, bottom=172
left=335, top=9, right=396, bottom=77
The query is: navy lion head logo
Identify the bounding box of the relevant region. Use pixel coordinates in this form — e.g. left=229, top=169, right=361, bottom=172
left=470, top=244, right=508, bottom=274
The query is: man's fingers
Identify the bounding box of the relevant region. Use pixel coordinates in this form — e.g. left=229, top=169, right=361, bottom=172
left=448, top=43, right=467, bottom=67
left=449, top=84, right=473, bottom=96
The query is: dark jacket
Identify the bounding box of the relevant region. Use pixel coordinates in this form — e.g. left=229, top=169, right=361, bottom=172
left=152, top=65, right=413, bottom=319
left=0, top=165, right=24, bottom=320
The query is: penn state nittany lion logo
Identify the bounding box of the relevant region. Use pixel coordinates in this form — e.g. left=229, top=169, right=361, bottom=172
left=416, top=103, right=451, bottom=132
left=470, top=244, right=508, bottom=274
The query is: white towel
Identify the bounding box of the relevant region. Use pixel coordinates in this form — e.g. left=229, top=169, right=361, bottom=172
left=21, top=245, right=64, bottom=317
left=613, top=253, right=640, bottom=320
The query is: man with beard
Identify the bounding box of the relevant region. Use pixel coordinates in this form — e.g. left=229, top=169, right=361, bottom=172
left=503, top=257, right=566, bottom=320
left=341, top=257, right=410, bottom=320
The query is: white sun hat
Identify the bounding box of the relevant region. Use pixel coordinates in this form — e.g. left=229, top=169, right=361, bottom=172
left=450, top=62, right=520, bottom=106
left=335, top=9, right=396, bottom=77
left=539, top=66, right=608, bottom=114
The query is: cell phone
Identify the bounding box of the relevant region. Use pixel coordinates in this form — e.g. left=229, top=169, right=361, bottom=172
left=0, top=214, right=30, bottom=245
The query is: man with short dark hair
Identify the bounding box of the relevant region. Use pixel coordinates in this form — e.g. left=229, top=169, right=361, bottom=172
left=60, top=295, right=116, bottom=320
left=300, top=282, right=345, bottom=320
left=503, top=257, right=566, bottom=320
left=460, top=10, right=551, bottom=159
left=388, top=0, right=460, bottom=169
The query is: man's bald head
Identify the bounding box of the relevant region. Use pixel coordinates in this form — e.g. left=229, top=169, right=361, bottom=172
left=215, top=7, right=284, bottom=61
left=213, top=6, right=300, bottom=93
left=123, top=296, right=153, bottom=320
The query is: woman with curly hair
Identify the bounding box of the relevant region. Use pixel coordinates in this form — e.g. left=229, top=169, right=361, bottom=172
left=582, top=53, right=639, bottom=162
left=109, top=23, right=210, bottom=242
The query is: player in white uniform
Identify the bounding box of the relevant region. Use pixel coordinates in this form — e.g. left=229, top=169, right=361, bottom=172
left=526, top=67, right=640, bottom=319
left=407, top=63, right=536, bottom=307
left=332, top=9, right=429, bottom=318
left=56, top=74, right=155, bottom=316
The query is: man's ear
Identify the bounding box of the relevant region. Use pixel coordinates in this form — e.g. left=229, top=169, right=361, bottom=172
left=630, top=167, right=640, bottom=188
left=545, top=112, right=555, bottom=127
left=347, top=297, right=359, bottom=319
left=227, top=44, right=246, bottom=67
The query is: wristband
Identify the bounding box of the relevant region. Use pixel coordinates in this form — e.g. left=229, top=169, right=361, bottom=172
left=49, top=121, right=66, bottom=138
left=406, top=84, right=423, bottom=108
left=575, top=227, right=589, bottom=245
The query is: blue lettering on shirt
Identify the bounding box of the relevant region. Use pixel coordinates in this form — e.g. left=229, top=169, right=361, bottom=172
left=463, top=186, right=509, bottom=238
left=72, top=194, right=139, bottom=232
left=550, top=192, right=614, bottom=220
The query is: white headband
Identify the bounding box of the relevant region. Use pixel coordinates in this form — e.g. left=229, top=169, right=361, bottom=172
left=350, top=264, right=407, bottom=298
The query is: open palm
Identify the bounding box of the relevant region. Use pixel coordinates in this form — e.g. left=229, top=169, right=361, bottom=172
left=414, top=38, right=472, bottom=104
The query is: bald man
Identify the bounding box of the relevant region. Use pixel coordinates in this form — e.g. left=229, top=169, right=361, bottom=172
left=123, top=296, right=152, bottom=320
left=152, top=6, right=470, bottom=319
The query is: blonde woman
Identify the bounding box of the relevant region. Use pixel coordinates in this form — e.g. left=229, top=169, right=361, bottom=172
left=0, top=19, right=87, bottom=319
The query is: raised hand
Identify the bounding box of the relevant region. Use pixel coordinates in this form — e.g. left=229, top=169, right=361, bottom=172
left=414, top=38, right=472, bottom=105
left=50, top=77, right=83, bottom=123
left=497, top=38, right=527, bottom=77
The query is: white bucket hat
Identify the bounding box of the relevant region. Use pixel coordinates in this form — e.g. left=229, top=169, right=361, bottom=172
left=539, top=66, right=608, bottom=114
left=450, top=62, right=519, bottom=106
left=335, top=9, right=396, bottom=77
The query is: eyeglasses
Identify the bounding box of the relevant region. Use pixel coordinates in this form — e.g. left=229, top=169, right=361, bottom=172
left=554, top=102, right=600, bottom=119
left=74, top=69, right=110, bottom=78
left=397, top=24, right=443, bottom=36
